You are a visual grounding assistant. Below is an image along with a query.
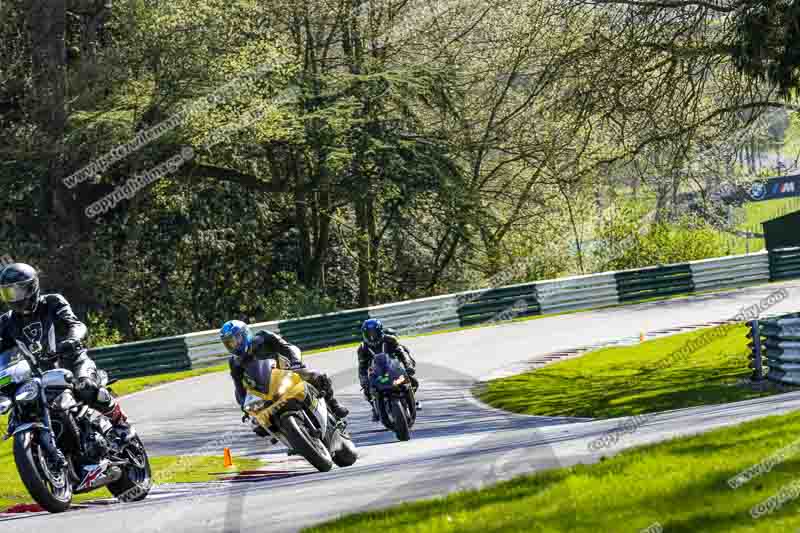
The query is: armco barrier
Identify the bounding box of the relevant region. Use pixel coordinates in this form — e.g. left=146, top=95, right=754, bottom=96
left=457, top=284, right=540, bottom=326
left=536, top=272, right=618, bottom=314
left=182, top=319, right=281, bottom=369
left=615, top=263, right=693, bottom=302
left=279, top=308, right=371, bottom=350
left=91, top=250, right=800, bottom=377
left=769, top=247, right=800, bottom=282
left=752, top=314, right=800, bottom=385
left=89, top=335, right=190, bottom=379
left=689, top=253, right=770, bottom=292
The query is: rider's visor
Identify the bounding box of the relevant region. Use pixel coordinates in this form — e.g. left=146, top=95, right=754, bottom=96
left=365, top=328, right=380, bottom=343
left=0, top=279, right=35, bottom=303
left=222, top=335, right=241, bottom=353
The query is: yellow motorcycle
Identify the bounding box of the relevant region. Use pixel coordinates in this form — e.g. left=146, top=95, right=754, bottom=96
left=242, top=361, right=358, bottom=472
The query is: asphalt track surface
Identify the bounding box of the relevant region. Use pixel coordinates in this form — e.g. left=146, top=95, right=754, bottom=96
left=3, top=281, right=800, bottom=532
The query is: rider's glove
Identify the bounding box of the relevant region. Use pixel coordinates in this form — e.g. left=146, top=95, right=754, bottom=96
left=56, top=339, right=80, bottom=355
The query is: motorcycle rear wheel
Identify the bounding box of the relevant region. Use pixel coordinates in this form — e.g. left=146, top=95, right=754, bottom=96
left=281, top=414, right=333, bottom=472
left=14, top=432, right=72, bottom=513
left=108, top=435, right=152, bottom=502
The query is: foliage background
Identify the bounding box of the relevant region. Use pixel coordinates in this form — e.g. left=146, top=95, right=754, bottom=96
left=0, top=0, right=796, bottom=341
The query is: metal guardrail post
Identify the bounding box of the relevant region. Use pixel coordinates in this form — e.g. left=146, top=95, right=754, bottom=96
left=750, top=319, right=764, bottom=381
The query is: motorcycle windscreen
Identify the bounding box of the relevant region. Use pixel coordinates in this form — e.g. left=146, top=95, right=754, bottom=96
left=241, top=357, right=277, bottom=398
left=370, top=353, right=405, bottom=387
left=0, top=348, right=20, bottom=388
left=0, top=347, right=20, bottom=369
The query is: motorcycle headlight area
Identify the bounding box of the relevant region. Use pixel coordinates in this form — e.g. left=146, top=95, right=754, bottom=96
left=15, top=381, right=39, bottom=403
left=277, top=376, right=294, bottom=397
left=243, top=396, right=268, bottom=414
left=10, top=360, right=32, bottom=384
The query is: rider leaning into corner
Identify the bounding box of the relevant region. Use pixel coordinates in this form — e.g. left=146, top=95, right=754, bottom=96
left=221, top=320, right=350, bottom=437
left=357, top=318, right=419, bottom=421
left=0, top=263, right=134, bottom=449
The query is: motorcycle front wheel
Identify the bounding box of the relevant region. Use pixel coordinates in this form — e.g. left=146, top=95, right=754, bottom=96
left=391, top=398, right=411, bottom=441
left=281, top=414, right=333, bottom=472
left=14, top=431, right=72, bottom=513
left=377, top=396, right=395, bottom=431
left=332, top=432, right=358, bottom=467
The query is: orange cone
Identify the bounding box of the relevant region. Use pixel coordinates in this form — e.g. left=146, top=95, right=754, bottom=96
left=639, top=331, right=646, bottom=343
left=223, top=448, right=234, bottom=468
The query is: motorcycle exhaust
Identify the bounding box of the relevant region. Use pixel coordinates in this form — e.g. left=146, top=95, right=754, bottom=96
left=76, top=461, right=123, bottom=492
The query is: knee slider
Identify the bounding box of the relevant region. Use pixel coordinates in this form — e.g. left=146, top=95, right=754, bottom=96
left=96, top=386, right=114, bottom=406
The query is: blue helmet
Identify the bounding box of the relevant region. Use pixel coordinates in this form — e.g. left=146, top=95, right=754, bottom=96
left=361, top=318, right=385, bottom=347
left=220, top=320, right=253, bottom=358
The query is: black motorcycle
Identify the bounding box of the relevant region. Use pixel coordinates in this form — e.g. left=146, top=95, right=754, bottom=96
left=368, top=352, right=417, bottom=441
left=0, top=340, right=151, bottom=512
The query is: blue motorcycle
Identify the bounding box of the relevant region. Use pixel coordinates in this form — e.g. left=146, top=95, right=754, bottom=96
left=368, top=352, right=417, bottom=441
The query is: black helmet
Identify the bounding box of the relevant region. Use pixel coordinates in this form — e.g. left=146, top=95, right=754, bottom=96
left=0, top=263, right=40, bottom=315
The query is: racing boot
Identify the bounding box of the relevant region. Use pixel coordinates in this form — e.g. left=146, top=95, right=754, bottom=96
left=328, top=397, right=350, bottom=419
left=104, top=401, right=136, bottom=444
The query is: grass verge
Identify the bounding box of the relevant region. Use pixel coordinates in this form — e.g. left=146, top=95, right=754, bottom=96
left=478, top=323, right=790, bottom=418
left=306, top=410, right=800, bottom=533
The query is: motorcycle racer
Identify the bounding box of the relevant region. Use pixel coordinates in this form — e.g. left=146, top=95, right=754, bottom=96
left=221, top=320, right=350, bottom=438
left=357, top=318, right=418, bottom=421
left=0, top=263, right=133, bottom=444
